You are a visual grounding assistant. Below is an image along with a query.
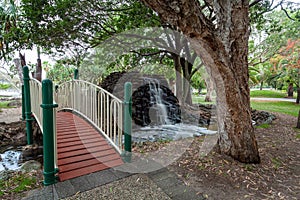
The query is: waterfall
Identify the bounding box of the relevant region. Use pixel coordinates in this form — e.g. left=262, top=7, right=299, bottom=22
left=144, top=78, right=171, bottom=125
left=0, top=150, right=22, bottom=171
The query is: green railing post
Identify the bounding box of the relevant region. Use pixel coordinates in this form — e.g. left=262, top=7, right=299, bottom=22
left=21, top=85, right=25, bottom=120
left=122, top=82, right=132, bottom=162
left=23, top=66, right=33, bottom=145
left=74, top=69, right=79, bottom=79
left=41, top=79, right=58, bottom=186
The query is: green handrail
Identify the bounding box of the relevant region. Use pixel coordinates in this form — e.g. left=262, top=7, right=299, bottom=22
left=74, top=69, right=79, bottom=80
left=23, top=66, right=33, bottom=145
left=122, top=82, right=132, bottom=162
left=41, top=79, right=58, bottom=185
left=21, top=85, right=25, bottom=120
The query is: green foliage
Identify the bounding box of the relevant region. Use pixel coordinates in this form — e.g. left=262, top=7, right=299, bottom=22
left=296, top=134, right=300, bottom=139
left=249, top=9, right=300, bottom=89
left=256, top=123, right=270, bottom=129
left=45, top=62, right=75, bottom=84
left=0, top=83, right=11, bottom=89
left=271, top=157, right=282, bottom=170
left=190, top=68, right=206, bottom=89
left=0, top=173, right=37, bottom=197
left=251, top=101, right=299, bottom=117
left=0, top=101, right=11, bottom=112
left=20, top=0, right=159, bottom=53
left=250, top=90, right=286, bottom=98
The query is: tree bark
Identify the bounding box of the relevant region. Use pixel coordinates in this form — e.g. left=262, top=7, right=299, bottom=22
left=296, top=87, right=300, bottom=104
left=13, top=58, right=23, bottom=85
left=173, top=53, right=183, bottom=104
left=205, top=77, right=214, bottom=102
left=141, top=0, right=260, bottom=163
left=35, top=47, right=42, bottom=81
left=297, top=110, right=300, bottom=129
left=181, top=58, right=193, bottom=105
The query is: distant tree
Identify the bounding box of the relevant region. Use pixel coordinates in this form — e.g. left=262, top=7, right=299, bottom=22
left=271, top=39, right=300, bottom=103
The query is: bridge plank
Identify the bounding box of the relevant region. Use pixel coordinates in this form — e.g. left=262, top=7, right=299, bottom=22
left=58, top=149, right=117, bottom=166
left=59, top=154, right=122, bottom=172
left=56, top=111, right=123, bottom=182
left=58, top=160, right=123, bottom=181
left=58, top=140, right=108, bottom=153
left=57, top=138, right=105, bottom=148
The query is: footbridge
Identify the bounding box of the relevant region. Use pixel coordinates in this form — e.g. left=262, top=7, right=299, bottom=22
left=22, top=66, right=132, bottom=185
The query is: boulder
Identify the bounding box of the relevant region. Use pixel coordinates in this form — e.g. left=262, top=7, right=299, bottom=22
left=21, top=145, right=43, bottom=161
left=0, top=170, right=14, bottom=181
left=20, top=160, right=41, bottom=173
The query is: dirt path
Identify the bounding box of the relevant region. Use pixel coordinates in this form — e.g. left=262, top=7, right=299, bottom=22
left=168, top=113, right=300, bottom=199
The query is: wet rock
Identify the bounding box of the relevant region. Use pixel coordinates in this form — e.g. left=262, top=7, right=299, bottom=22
left=0, top=170, right=14, bottom=181
left=20, top=160, right=41, bottom=173
left=0, top=121, right=26, bottom=150
left=21, top=145, right=43, bottom=161
left=132, top=84, right=181, bottom=126
left=100, top=71, right=181, bottom=127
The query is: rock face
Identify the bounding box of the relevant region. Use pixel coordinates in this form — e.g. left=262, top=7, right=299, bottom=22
left=180, top=103, right=276, bottom=128
left=251, top=109, right=276, bottom=125
left=100, top=71, right=181, bottom=127
left=132, top=84, right=181, bottom=126
left=21, top=144, right=43, bottom=163
left=20, top=160, right=42, bottom=173
left=0, top=170, right=14, bottom=181
left=0, top=121, right=27, bottom=152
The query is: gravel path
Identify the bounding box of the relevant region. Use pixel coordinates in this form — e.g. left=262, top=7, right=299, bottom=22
left=63, top=174, right=171, bottom=200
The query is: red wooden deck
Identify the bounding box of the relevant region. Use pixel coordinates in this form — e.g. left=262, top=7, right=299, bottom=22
left=56, top=111, right=123, bottom=181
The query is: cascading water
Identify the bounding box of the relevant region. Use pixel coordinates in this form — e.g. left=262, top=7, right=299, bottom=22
left=144, top=77, right=170, bottom=125
left=0, top=150, right=22, bottom=171
left=132, top=77, right=217, bottom=143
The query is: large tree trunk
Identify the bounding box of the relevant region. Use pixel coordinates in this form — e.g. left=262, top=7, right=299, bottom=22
left=13, top=58, right=23, bottom=85
left=260, top=81, right=263, bottom=90
left=181, top=58, right=193, bottom=105
left=141, top=0, right=260, bottom=163
left=34, top=47, right=42, bottom=81
left=205, top=77, right=214, bottom=102
left=173, top=53, right=183, bottom=104
left=296, top=87, right=300, bottom=104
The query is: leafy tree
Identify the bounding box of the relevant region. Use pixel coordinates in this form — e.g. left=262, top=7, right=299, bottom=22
left=249, top=9, right=300, bottom=89
left=139, top=0, right=300, bottom=163
left=44, top=61, right=75, bottom=85
left=271, top=39, right=300, bottom=103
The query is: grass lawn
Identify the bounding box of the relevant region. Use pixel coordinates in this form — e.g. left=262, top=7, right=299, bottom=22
left=0, top=101, right=11, bottom=112
left=250, top=90, right=287, bottom=98
left=193, top=94, right=299, bottom=117
left=251, top=101, right=299, bottom=117
left=192, top=95, right=215, bottom=104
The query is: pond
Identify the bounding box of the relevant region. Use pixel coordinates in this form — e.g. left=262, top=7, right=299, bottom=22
left=132, top=123, right=217, bottom=143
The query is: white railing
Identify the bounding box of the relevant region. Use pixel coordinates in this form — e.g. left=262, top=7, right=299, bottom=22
left=55, top=80, right=123, bottom=154
left=29, top=78, right=58, bottom=169
left=29, top=78, right=43, bottom=128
